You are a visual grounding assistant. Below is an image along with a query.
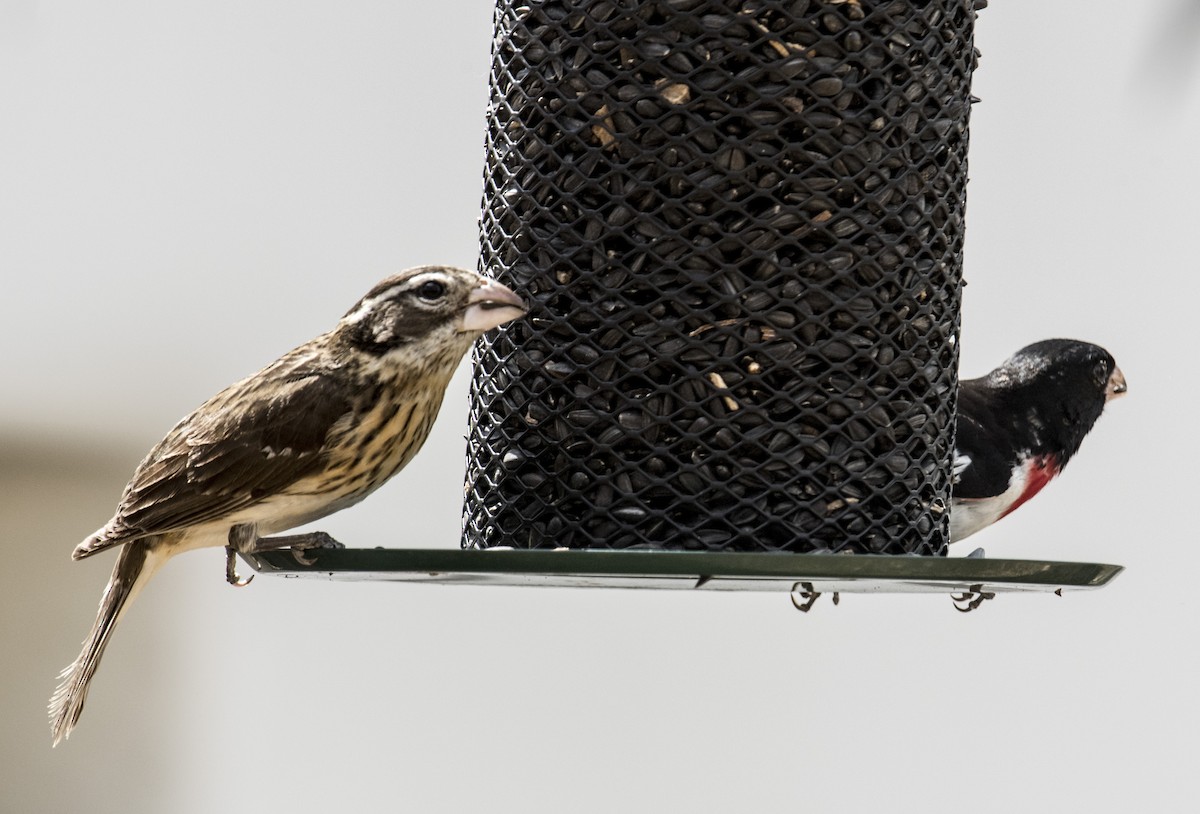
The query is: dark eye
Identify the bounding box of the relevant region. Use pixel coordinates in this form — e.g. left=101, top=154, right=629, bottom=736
left=416, top=280, right=446, bottom=302
left=1092, top=360, right=1109, bottom=386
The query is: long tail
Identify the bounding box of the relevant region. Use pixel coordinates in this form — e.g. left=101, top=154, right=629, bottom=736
left=49, top=540, right=167, bottom=746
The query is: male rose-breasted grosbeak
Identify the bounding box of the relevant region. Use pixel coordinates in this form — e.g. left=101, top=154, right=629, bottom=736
left=50, top=265, right=525, bottom=745
left=950, top=339, right=1126, bottom=543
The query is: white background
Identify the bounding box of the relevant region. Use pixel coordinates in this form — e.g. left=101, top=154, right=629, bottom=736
left=2, top=1, right=1197, bottom=811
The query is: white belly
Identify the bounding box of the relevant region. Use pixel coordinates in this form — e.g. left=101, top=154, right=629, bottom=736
left=949, top=463, right=1028, bottom=543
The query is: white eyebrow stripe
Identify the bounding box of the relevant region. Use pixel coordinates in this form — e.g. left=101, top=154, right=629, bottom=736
left=342, top=285, right=405, bottom=324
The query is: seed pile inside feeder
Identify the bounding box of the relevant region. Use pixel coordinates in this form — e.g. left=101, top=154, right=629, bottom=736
left=464, top=0, right=980, bottom=554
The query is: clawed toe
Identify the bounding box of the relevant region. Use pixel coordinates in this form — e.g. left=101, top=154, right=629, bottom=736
left=225, top=546, right=254, bottom=587
left=290, top=532, right=345, bottom=565
left=790, top=582, right=821, bottom=613
left=951, top=583, right=995, bottom=612
left=789, top=582, right=842, bottom=612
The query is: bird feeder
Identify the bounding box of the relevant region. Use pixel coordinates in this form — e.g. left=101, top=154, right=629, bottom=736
left=246, top=0, right=1121, bottom=604
left=465, top=0, right=974, bottom=554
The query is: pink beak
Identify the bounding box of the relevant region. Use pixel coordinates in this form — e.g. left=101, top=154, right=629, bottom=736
left=461, top=277, right=526, bottom=333
left=1106, top=366, right=1127, bottom=402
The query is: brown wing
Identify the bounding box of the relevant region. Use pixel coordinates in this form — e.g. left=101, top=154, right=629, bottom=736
left=103, top=366, right=354, bottom=542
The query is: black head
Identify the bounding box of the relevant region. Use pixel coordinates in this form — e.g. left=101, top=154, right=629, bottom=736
left=338, top=265, right=525, bottom=355
left=983, top=338, right=1126, bottom=461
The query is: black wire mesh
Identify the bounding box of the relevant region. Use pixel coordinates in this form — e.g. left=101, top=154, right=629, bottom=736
left=464, top=0, right=980, bottom=554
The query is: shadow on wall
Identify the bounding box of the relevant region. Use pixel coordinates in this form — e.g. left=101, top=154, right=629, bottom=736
left=0, top=432, right=175, bottom=812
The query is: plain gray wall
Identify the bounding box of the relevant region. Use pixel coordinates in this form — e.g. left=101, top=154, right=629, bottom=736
left=3, top=1, right=1197, bottom=812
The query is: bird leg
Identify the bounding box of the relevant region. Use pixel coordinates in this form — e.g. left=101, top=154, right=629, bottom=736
left=224, top=546, right=253, bottom=587
left=248, top=531, right=345, bottom=565
left=225, top=524, right=257, bottom=587
left=951, top=583, right=995, bottom=612
left=225, top=523, right=347, bottom=586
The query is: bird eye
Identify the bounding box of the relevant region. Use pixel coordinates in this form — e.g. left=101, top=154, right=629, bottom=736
left=1092, top=360, right=1109, bottom=386
left=416, top=280, right=446, bottom=302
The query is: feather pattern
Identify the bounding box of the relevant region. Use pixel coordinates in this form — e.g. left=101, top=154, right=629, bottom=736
left=75, top=363, right=355, bottom=557
left=950, top=339, right=1123, bottom=543
left=51, top=265, right=526, bottom=744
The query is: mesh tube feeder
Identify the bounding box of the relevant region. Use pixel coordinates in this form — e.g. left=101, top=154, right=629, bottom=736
left=245, top=0, right=1123, bottom=600
left=464, top=0, right=976, bottom=554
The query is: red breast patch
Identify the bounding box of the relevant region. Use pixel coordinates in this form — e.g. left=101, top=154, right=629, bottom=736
left=999, top=455, right=1060, bottom=520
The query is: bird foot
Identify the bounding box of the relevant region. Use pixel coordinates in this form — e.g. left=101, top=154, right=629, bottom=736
left=224, top=546, right=254, bottom=587
left=281, top=532, right=346, bottom=565
left=951, top=583, right=995, bottom=612
left=224, top=524, right=345, bottom=582
left=790, top=582, right=840, bottom=612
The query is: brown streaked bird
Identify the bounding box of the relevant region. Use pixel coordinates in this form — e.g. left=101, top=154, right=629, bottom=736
left=50, top=265, right=526, bottom=745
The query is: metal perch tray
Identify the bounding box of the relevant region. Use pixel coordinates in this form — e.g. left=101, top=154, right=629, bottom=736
left=241, top=548, right=1122, bottom=597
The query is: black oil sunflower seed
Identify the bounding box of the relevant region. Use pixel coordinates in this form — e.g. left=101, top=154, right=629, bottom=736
left=465, top=0, right=976, bottom=555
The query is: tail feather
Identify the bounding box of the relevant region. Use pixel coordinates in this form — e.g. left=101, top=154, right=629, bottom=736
left=49, top=541, right=166, bottom=746
left=73, top=523, right=128, bottom=561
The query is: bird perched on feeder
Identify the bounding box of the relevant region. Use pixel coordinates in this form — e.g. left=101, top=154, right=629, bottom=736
left=950, top=339, right=1126, bottom=543
left=49, top=265, right=526, bottom=745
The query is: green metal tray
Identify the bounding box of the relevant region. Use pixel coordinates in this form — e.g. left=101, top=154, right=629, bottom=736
left=241, top=548, right=1123, bottom=596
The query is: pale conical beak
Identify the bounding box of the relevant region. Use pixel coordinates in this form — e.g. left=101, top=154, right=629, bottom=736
left=461, top=277, right=527, bottom=333
left=1106, top=366, right=1128, bottom=402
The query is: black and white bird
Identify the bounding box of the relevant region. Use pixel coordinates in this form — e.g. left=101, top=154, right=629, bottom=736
left=950, top=339, right=1126, bottom=543
left=50, top=265, right=525, bottom=745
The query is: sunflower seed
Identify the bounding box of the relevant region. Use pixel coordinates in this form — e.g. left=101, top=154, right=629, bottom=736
left=467, top=0, right=972, bottom=555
